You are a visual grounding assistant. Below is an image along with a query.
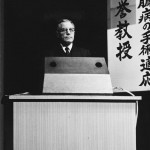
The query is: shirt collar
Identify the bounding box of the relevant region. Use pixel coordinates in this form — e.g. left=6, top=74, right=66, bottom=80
left=60, top=43, right=73, bottom=53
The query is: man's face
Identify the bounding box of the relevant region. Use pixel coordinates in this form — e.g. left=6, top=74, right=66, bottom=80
left=57, top=21, right=75, bottom=46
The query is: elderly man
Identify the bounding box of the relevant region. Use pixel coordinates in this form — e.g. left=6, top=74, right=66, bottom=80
left=28, top=19, right=91, bottom=94
left=49, top=19, right=91, bottom=57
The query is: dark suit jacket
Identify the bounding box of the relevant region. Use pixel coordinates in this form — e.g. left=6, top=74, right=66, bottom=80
left=46, top=44, right=91, bottom=57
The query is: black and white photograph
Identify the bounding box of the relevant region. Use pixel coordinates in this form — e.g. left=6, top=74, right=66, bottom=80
left=0, top=0, right=150, bottom=150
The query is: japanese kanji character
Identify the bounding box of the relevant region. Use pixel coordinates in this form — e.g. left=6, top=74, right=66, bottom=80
left=115, top=0, right=131, bottom=18
left=139, top=44, right=150, bottom=55
left=116, top=41, right=133, bottom=61
left=115, top=20, right=132, bottom=40
left=140, top=57, right=150, bottom=71
left=139, top=71, right=150, bottom=86
left=141, top=30, right=150, bottom=44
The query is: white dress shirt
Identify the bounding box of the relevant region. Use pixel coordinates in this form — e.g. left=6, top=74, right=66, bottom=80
left=60, top=43, right=73, bottom=53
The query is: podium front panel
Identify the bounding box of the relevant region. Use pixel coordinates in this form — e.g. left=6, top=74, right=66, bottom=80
left=11, top=95, right=141, bottom=150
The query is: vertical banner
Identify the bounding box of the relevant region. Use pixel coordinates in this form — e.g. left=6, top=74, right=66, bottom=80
left=108, top=0, right=150, bottom=92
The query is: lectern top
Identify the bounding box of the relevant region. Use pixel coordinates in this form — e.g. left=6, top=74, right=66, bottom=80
left=9, top=95, right=142, bottom=101
left=45, top=57, right=109, bottom=74
left=43, top=57, right=113, bottom=94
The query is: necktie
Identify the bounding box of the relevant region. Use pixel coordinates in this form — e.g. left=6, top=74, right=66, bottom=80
left=65, top=47, right=70, bottom=56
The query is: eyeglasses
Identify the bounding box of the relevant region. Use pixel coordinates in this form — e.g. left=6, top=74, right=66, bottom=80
left=59, top=28, right=75, bottom=33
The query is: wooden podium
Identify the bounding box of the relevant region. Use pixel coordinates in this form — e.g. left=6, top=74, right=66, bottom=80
left=8, top=57, right=141, bottom=150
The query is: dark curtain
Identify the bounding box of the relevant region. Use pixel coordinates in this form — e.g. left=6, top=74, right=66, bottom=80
left=4, top=0, right=107, bottom=94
